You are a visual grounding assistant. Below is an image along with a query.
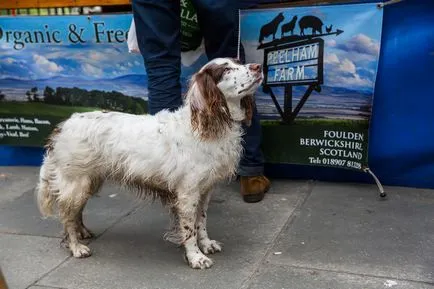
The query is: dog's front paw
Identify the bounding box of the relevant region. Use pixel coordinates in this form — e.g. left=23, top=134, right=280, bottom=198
left=199, top=239, right=222, bottom=255
left=186, top=252, right=214, bottom=269
left=70, top=243, right=92, bottom=258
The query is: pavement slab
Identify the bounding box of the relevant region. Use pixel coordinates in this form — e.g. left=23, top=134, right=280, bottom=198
left=35, top=180, right=311, bottom=289
left=0, top=166, right=39, bottom=203
left=246, top=264, right=434, bottom=289
left=0, top=234, right=69, bottom=289
left=2, top=166, right=434, bottom=289
left=266, top=182, right=434, bottom=283
left=0, top=184, right=140, bottom=238
left=27, top=286, right=67, bottom=289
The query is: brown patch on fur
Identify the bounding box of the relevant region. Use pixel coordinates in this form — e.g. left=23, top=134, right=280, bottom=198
left=44, top=126, right=62, bottom=153
left=205, top=63, right=229, bottom=82
left=185, top=232, right=193, bottom=240
left=190, top=64, right=232, bottom=141
left=241, top=94, right=255, bottom=126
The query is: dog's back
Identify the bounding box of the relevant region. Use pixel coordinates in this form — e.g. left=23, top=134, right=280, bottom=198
left=36, top=111, right=157, bottom=216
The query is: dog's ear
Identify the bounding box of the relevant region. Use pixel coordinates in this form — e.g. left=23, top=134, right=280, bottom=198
left=188, top=66, right=232, bottom=140
left=241, top=95, right=255, bottom=127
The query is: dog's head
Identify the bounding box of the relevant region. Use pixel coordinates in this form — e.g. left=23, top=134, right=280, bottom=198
left=186, top=57, right=263, bottom=140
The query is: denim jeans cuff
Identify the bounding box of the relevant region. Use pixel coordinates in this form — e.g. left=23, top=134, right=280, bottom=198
left=237, top=165, right=264, bottom=177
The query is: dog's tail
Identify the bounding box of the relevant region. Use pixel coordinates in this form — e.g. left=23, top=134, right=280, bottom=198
left=36, top=155, right=58, bottom=217
left=36, top=126, right=63, bottom=217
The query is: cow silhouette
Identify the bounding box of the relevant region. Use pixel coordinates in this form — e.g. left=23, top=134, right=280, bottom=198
left=299, top=15, right=323, bottom=36
left=281, top=15, right=298, bottom=37
left=259, top=12, right=285, bottom=44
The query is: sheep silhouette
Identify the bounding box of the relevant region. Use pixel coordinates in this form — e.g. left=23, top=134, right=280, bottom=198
left=299, top=15, right=323, bottom=36
left=281, top=15, right=298, bottom=37
left=258, top=12, right=285, bottom=44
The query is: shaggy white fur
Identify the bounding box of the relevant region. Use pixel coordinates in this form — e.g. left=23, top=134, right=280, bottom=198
left=36, top=57, right=263, bottom=269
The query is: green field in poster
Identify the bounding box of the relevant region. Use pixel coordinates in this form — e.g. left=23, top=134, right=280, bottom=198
left=0, top=102, right=98, bottom=146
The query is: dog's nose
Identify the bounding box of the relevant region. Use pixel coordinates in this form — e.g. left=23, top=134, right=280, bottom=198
left=249, top=63, right=262, bottom=72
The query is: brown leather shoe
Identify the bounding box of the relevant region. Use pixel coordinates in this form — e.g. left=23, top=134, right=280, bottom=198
left=240, top=175, right=271, bottom=203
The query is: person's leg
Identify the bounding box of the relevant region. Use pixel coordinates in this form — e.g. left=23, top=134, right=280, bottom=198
left=237, top=44, right=264, bottom=177
left=238, top=44, right=270, bottom=203
left=188, top=0, right=238, bottom=60
left=191, top=0, right=270, bottom=202
left=132, top=0, right=182, bottom=114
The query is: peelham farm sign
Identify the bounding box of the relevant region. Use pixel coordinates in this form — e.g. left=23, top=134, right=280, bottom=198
left=264, top=38, right=324, bottom=86
left=239, top=3, right=383, bottom=174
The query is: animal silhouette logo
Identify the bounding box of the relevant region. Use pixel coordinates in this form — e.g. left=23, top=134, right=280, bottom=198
left=281, top=16, right=298, bottom=37
left=256, top=12, right=342, bottom=48
left=299, top=15, right=323, bottom=36
left=259, top=12, right=285, bottom=44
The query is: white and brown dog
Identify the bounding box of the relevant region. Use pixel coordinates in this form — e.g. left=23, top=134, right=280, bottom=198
left=36, top=57, right=263, bottom=269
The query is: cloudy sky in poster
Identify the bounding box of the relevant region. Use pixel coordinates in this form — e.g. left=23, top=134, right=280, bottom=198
left=240, top=3, right=383, bottom=91
left=0, top=5, right=383, bottom=120
left=0, top=14, right=210, bottom=99
left=0, top=15, right=143, bottom=79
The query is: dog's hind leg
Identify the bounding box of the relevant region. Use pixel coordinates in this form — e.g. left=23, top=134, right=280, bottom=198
left=196, top=190, right=222, bottom=255
left=177, top=189, right=213, bottom=269
left=57, top=175, right=94, bottom=258
left=76, top=177, right=103, bottom=240
left=76, top=206, right=93, bottom=240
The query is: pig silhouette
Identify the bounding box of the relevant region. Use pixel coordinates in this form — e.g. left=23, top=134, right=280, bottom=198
left=299, top=15, right=323, bottom=36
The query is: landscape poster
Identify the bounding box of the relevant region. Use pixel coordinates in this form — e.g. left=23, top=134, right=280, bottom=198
left=239, top=2, right=383, bottom=171
left=0, top=13, right=207, bottom=146
left=0, top=3, right=383, bottom=172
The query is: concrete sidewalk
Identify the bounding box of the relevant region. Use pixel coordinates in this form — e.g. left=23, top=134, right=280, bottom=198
left=0, top=167, right=433, bottom=289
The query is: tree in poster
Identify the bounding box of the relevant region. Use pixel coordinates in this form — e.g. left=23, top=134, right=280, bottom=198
left=26, top=87, right=40, bottom=102
left=43, top=86, right=56, bottom=103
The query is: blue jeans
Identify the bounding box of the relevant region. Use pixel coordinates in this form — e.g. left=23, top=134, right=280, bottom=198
left=132, top=0, right=264, bottom=176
